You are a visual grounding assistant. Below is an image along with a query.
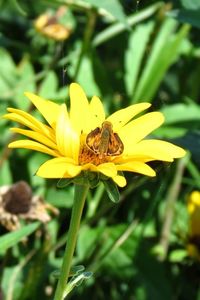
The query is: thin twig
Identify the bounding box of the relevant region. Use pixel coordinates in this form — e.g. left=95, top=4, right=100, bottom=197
left=90, top=219, right=138, bottom=272
left=159, top=156, right=188, bottom=261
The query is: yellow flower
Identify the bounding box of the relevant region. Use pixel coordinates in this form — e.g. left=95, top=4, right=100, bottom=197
left=3, top=83, right=185, bottom=187
left=187, top=191, right=200, bottom=260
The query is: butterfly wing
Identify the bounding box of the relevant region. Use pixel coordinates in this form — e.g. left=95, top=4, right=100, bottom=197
left=107, top=133, right=124, bottom=156
left=86, top=127, right=101, bottom=154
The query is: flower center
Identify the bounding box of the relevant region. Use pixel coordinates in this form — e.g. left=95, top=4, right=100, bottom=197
left=78, top=122, right=124, bottom=166
left=79, top=143, right=110, bottom=165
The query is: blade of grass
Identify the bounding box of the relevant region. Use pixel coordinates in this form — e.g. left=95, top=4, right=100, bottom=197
left=125, top=21, right=154, bottom=96
left=133, top=19, right=190, bottom=102
left=187, top=160, right=200, bottom=188
left=159, top=156, right=188, bottom=261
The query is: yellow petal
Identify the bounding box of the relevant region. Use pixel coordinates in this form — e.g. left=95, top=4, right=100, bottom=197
left=113, top=175, right=127, bottom=187
left=89, top=95, right=105, bottom=129
left=56, top=104, right=79, bottom=162
left=69, top=83, right=91, bottom=134
left=117, top=161, right=156, bottom=177
left=119, top=112, right=164, bottom=153
left=36, top=157, right=81, bottom=178
left=188, top=191, right=200, bottom=214
left=4, top=111, right=40, bottom=132
left=8, top=140, right=60, bottom=157
left=107, top=103, right=151, bottom=131
left=187, top=191, right=200, bottom=236
left=10, top=128, right=57, bottom=150
left=96, top=162, right=117, bottom=178
left=25, top=92, right=60, bottom=129
left=80, top=162, right=117, bottom=178
left=5, top=109, right=55, bottom=140
left=125, top=139, right=186, bottom=161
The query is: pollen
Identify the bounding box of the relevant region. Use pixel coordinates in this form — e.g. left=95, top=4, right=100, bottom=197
left=79, top=144, right=110, bottom=165
left=78, top=135, right=110, bottom=166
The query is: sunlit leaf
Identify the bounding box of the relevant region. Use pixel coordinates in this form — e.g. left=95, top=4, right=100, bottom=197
left=85, top=0, right=127, bottom=25
left=181, top=0, right=200, bottom=10
left=133, top=19, right=189, bottom=102
left=169, top=249, right=188, bottom=262
left=0, top=222, right=40, bottom=255
left=125, top=21, right=154, bottom=96
left=161, top=103, right=200, bottom=124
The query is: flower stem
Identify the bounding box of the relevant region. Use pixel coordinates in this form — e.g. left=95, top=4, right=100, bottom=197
left=54, top=183, right=89, bottom=300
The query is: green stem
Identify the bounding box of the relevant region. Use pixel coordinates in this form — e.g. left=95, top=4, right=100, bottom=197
left=73, top=9, right=97, bottom=80
left=54, top=183, right=89, bottom=300
left=92, top=2, right=163, bottom=47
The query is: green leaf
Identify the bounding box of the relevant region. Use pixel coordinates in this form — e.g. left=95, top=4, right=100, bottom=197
left=69, top=55, right=101, bottom=96
left=15, top=57, right=36, bottom=110
left=125, top=21, right=154, bottom=96
left=187, top=159, right=200, bottom=188
left=0, top=53, right=36, bottom=105
left=169, top=249, right=188, bottom=262
left=103, top=178, right=120, bottom=203
left=161, top=103, right=200, bottom=124
left=170, top=9, right=200, bottom=29
left=154, top=126, right=187, bottom=139
left=85, top=0, right=127, bottom=25
left=67, top=43, right=101, bottom=95
left=0, top=48, right=17, bottom=98
left=0, top=48, right=16, bottom=81
left=0, top=160, right=12, bottom=185
left=135, top=241, right=173, bottom=300
left=175, top=132, right=200, bottom=167
left=0, top=222, right=40, bottom=255
left=77, top=225, right=106, bottom=260
left=181, top=0, right=200, bottom=10
left=92, top=2, right=162, bottom=46
left=46, top=186, right=74, bottom=208
left=38, top=71, right=58, bottom=98
left=133, top=19, right=189, bottom=102
left=11, top=0, right=27, bottom=15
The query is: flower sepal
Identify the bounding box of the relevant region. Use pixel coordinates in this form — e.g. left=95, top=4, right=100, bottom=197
left=102, top=177, right=120, bottom=203
left=57, top=171, right=121, bottom=202
left=57, top=171, right=100, bottom=189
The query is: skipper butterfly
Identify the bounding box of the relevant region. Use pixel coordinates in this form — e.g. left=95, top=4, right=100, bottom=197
left=86, top=121, right=124, bottom=159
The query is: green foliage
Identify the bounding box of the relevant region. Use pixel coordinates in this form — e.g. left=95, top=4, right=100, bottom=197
left=85, top=0, right=127, bottom=24
left=0, top=222, right=40, bottom=255
left=170, top=0, right=200, bottom=29
left=0, top=0, right=200, bottom=299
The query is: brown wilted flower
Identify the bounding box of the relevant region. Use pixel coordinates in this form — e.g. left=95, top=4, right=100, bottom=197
left=0, top=181, right=58, bottom=231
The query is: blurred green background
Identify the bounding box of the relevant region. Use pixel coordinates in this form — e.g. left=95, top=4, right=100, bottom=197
left=0, top=0, right=200, bottom=299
